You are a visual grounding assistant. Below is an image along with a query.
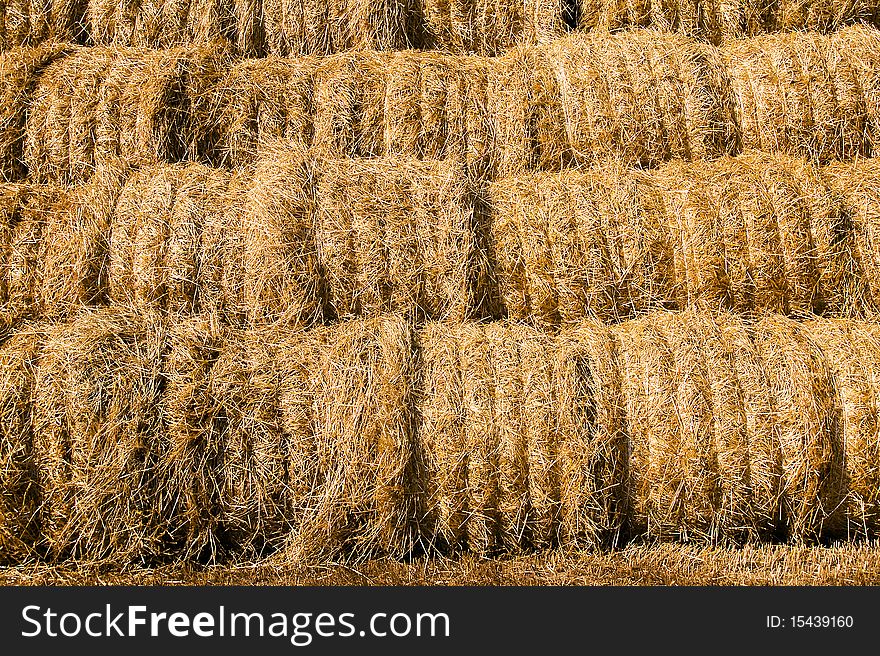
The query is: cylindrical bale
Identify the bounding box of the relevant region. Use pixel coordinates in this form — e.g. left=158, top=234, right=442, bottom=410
left=37, top=164, right=129, bottom=320
left=157, top=316, right=226, bottom=560
left=312, top=51, right=388, bottom=159
left=537, top=31, right=734, bottom=168
left=303, top=316, right=417, bottom=561
left=317, top=157, right=481, bottom=322
left=698, top=311, right=782, bottom=540
left=615, top=315, right=723, bottom=542
left=0, top=43, right=71, bottom=181
left=678, top=154, right=823, bottom=316
left=0, top=325, right=46, bottom=564
left=823, top=159, right=880, bottom=317
left=488, top=165, right=676, bottom=325
left=487, top=44, right=568, bottom=178
left=236, top=150, right=321, bottom=327
left=109, top=163, right=231, bottom=318
left=207, top=324, right=321, bottom=558
left=724, top=33, right=867, bottom=162
left=32, top=308, right=166, bottom=562
left=805, top=319, right=880, bottom=538
left=210, top=57, right=317, bottom=168
left=752, top=314, right=846, bottom=541
left=554, top=320, right=628, bottom=547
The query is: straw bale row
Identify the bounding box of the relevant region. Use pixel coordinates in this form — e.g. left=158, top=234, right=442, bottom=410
left=7, top=153, right=880, bottom=327
left=2, top=308, right=876, bottom=563
left=4, top=0, right=879, bottom=54
left=6, top=27, right=880, bottom=182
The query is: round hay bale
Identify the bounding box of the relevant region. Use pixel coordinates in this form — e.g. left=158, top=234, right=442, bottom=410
left=0, top=324, right=46, bottom=564
left=415, top=322, right=470, bottom=553
left=684, top=154, right=822, bottom=316
left=210, top=56, right=317, bottom=168
left=312, top=51, right=388, bottom=159
left=207, top=324, right=318, bottom=559
left=317, top=157, right=480, bottom=322
left=1, top=43, right=71, bottom=181
left=823, top=159, right=880, bottom=317
left=832, top=26, right=880, bottom=157
left=489, top=165, right=676, bottom=325
left=554, top=320, right=627, bottom=547
left=235, top=149, right=321, bottom=327
left=32, top=308, right=166, bottom=562
left=302, top=316, right=417, bottom=561
left=616, top=314, right=728, bottom=542
left=158, top=316, right=226, bottom=560
left=488, top=44, right=568, bottom=178
left=422, top=0, right=565, bottom=55
left=805, top=319, right=880, bottom=538
left=36, top=170, right=124, bottom=319
left=724, top=33, right=867, bottom=162
left=752, top=314, right=846, bottom=541
left=540, top=31, right=734, bottom=168
left=109, top=163, right=232, bottom=318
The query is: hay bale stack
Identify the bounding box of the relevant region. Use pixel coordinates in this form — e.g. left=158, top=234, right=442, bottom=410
left=421, top=0, right=566, bottom=55
left=554, top=320, right=628, bottom=547
left=767, top=0, right=880, bottom=32
left=0, top=325, right=45, bottom=563
left=0, top=43, right=71, bottom=181
left=317, top=157, right=482, bottom=322
left=752, top=315, right=845, bottom=541
left=824, top=159, right=880, bottom=317
left=32, top=309, right=166, bottom=561
left=38, top=164, right=129, bottom=319
left=724, top=33, right=866, bottom=162
left=108, top=163, right=231, bottom=319
left=263, top=0, right=414, bottom=55
left=210, top=57, right=317, bottom=168
left=491, top=31, right=734, bottom=171
left=488, top=165, right=676, bottom=325
left=24, top=46, right=225, bottom=184
left=233, top=150, right=321, bottom=326
left=805, top=319, right=880, bottom=538
left=293, top=316, right=416, bottom=561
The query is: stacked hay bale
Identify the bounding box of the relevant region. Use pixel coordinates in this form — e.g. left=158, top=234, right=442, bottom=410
left=489, top=30, right=736, bottom=175
left=488, top=164, right=676, bottom=324
left=32, top=308, right=166, bottom=562
left=723, top=32, right=867, bottom=162
left=0, top=43, right=72, bottom=181
left=420, top=0, right=569, bottom=55
left=316, top=157, right=486, bottom=322
left=0, top=0, right=88, bottom=51
left=0, top=324, right=46, bottom=563
left=824, top=159, right=880, bottom=317
left=806, top=318, right=880, bottom=538
left=23, top=46, right=226, bottom=184
left=108, top=163, right=234, bottom=320
left=284, top=315, right=418, bottom=561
